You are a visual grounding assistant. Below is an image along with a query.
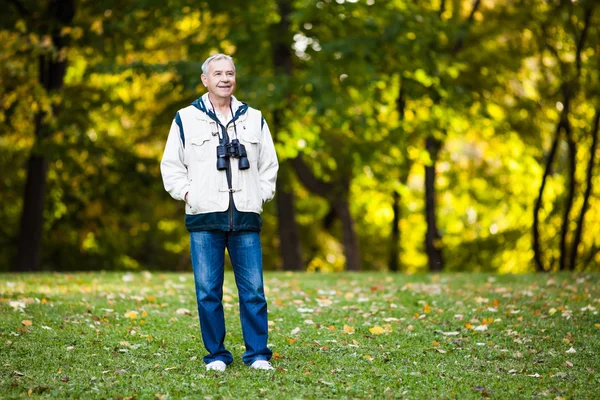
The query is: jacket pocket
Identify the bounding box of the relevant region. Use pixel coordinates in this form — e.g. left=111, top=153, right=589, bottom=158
left=188, top=133, right=213, bottom=161
left=240, top=133, right=260, bottom=162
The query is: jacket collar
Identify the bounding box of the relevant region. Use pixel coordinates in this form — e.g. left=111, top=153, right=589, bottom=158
left=192, top=94, right=249, bottom=126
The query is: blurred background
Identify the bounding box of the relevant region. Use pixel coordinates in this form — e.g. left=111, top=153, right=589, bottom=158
left=1, top=0, right=599, bottom=273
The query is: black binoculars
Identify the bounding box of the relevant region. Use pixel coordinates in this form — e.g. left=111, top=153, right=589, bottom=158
left=216, top=139, right=250, bottom=171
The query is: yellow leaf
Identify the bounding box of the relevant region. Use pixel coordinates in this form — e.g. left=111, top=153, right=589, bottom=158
left=465, top=323, right=473, bottom=330
left=493, top=299, right=500, bottom=307
left=343, top=325, right=355, bottom=334
left=145, top=295, right=156, bottom=302
left=594, top=323, right=600, bottom=328
left=287, top=338, right=297, bottom=344
left=369, top=326, right=385, bottom=335
left=21, top=320, right=32, bottom=327
left=141, top=311, right=148, bottom=317
left=432, top=340, right=440, bottom=347
left=482, top=318, right=494, bottom=325
left=549, top=308, right=557, bottom=316
left=124, top=311, right=138, bottom=319
left=327, top=325, right=336, bottom=331
left=423, top=303, right=431, bottom=313
left=365, top=354, right=374, bottom=361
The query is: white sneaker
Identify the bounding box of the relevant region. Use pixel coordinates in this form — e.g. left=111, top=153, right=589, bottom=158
left=250, top=360, right=274, bottom=371
left=206, top=360, right=227, bottom=372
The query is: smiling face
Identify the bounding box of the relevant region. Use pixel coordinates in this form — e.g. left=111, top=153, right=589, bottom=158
left=201, top=58, right=236, bottom=101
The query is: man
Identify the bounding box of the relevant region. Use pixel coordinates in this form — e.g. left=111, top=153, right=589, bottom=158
left=160, top=54, right=278, bottom=372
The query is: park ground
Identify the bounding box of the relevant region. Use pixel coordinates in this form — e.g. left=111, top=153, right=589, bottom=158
left=1, top=272, right=599, bottom=399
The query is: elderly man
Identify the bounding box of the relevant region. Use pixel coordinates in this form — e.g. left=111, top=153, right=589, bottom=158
left=161, top=54, right=279, bottom=372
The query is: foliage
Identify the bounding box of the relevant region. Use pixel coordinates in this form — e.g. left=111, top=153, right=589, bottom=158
left=0, top=0, right=599, bottom=272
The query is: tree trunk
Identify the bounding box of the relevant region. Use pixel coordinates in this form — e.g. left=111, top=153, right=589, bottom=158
left=276, top=174, right=304, bottom=271
left=271, top=0, right=303, bottom=271
left=559, top=110, right=575, bottom=271
left=425, top=136, right=443, bottom=272
left=388, top=190, right=401, bottom=272
left=532, top=126, right=560, bottom=273
left=14, top=1, right=75, bottom=271
left=15, top=141, right=49, bottom=272
left=569, top=109, right=599, bottom=271
left=334, top=200, right=361, bottom=272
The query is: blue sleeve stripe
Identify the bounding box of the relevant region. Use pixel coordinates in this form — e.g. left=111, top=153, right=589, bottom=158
left=175, top=113, right=184, bottom=148
left=261, top=117, right=265, bottom=130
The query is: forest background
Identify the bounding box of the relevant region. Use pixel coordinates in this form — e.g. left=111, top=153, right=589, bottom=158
left=1, top=0, right=599, bottom=274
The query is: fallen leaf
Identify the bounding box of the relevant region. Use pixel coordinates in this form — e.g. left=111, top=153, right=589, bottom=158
left=175, top=308, right=190, bottom=315
left=290, top=327, right=301, bottom=335
left=423, top=303, right=431, bottom=313
left=436, top=349, right=447, bottom=354
left=369, top=326, right=385, bottom=335
left=549, top=308, right=557, bottom=316
left=22, top=320, right=32, bottom=327
left=441, top=331, right=459, bottom=336
left=474, top=325, right=488, bottom=331
left=343, top=325, right=354, bottom=334
left=124, top=311, right=138, bottom=319
left=432, top=340, right=441, bottom=347
left=327, top=325, right=336, bottom=331
left=60, top=377, right=69, bottom=382
left=287, top=338, right=297, bottom=344
left=365, top=354, right=374, bottom=361
left=465, top=323, right=473, bottom=330
left=566, top=347, right=576, bottom=354
left=565, top=361, right=573, bottom=367
left=164, top=366, right=177, bottom=371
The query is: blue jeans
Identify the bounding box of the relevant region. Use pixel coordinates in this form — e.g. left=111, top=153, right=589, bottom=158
left=190, top=231, right=272, bottom=365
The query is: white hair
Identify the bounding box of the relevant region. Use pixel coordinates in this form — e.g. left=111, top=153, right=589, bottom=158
left=201, top=54, right=236, bottom=75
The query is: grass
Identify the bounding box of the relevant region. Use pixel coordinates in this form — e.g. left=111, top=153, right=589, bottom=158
left=1, top=272, right=599, bottom=399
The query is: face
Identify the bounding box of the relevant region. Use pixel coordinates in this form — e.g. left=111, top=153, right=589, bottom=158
left=201, top=58, right=236, bottom=100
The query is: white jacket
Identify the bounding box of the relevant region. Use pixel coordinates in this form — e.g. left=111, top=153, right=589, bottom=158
left=160, top=96, right=278, bottom=215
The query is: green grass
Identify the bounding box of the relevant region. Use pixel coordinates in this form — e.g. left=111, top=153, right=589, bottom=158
left=1, top=272, right=599, bottom=399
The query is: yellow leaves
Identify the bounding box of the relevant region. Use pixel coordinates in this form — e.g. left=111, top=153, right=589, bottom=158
left=594, top=324, right=600, bottom=329
left=369, top=326, right=385, bottom=335
left=481, top=318, right=494, bottom=326
left=287, top=338, right=297, bottom=344
left=365, top=354, right=374, bottom=361
left=21, top=320, right=32, bottom=327
left=465, top=323, right=473, bottom=330
left=343, top=325, right=355, bottom=334
left=492, top=299, right=500, bottom=308
left=423, top=303, right=431, bottom=313
left=432, top=340, right=441, bottom=347
left=124, top=311, right=138, bottom=319
left=549, top=308, right=557, bottom=316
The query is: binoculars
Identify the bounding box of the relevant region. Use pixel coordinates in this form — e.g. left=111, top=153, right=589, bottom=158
left=216, top=139, right=250, bottom=170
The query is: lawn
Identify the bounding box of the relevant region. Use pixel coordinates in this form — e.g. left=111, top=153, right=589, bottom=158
left=1, top=272, right=599, bottom=399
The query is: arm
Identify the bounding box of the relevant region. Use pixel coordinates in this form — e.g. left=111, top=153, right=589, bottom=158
left=160, top=117, right=189, bottom=202
left=257, top=119, right=279, bottom=203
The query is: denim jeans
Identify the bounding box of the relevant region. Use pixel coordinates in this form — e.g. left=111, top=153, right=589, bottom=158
left=190, top=231, right=272, bottom=365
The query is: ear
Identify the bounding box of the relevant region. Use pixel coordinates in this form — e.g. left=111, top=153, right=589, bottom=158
left=201, top=74, right=208, bottom=87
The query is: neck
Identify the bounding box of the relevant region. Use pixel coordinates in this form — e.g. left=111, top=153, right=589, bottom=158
left=208, top=93, right=231, bottom=112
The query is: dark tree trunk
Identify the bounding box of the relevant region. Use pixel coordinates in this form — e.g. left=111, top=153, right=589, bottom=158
left=272, top=0, right=303, bottom=271
left=532, top=124, right=561, bottom=273
left=13, top=0, right=75, bottom=272
left=425, top=136, right=443, bottom=272
left=569, top=110, right=599, bottom=271
left=388, top=190, right=401, bottom=272
left=333, top=200, right=361, bottom=272
left=559, top=106, right=575, bottom=271
left=276, top=174, right=304, bottom=271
